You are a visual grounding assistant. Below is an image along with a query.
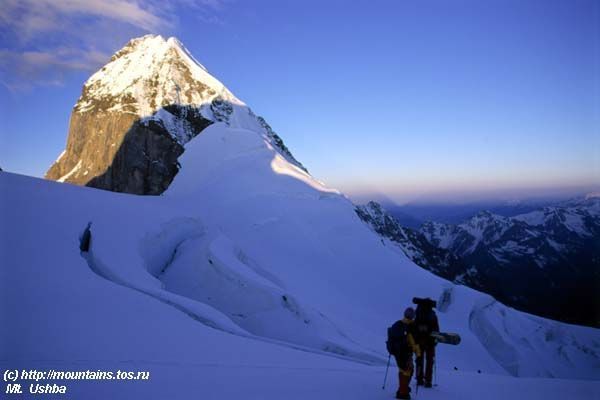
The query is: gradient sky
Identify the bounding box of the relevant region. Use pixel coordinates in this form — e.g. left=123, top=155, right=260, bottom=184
left=1, top=0, right=598, bottom=203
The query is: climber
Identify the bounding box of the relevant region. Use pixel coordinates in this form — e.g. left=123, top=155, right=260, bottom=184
left=413, top=297, right=440, bottom=388
left=386, top=307, right=421, bottom=399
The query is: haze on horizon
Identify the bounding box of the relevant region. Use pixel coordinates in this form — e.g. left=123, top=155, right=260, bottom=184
left=0, top=0, right=598, bottom=205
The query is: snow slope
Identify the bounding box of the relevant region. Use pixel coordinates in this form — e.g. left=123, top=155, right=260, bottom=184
left=2, top=123, right=600, bottom=398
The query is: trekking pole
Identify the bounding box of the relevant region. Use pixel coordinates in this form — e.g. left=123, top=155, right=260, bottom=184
left=434, top=341, right=438, bottom=387
left=415, top=373, right=419, bottom=397
left=382, top=354, right=391, bottom=390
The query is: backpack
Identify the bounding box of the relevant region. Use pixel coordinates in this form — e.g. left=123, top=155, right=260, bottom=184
left=415, top=306, right=436, bottom=338
left=386, top=320, right=408, bottom=355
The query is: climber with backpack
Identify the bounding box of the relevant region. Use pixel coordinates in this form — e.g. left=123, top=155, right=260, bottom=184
left=412, top=297, right=440, bottom=388
left=386, top=307, right=421, bottom=400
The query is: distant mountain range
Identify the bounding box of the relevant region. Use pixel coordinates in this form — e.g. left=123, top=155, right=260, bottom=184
left=377, top=199, right=565, bottom=228
left=356, top=195, right=600, bottom=327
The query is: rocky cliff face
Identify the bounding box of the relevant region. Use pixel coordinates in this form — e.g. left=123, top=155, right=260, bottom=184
left=45, top=105, right=209, bottom=194
left=46, top=35, right=305, bottom=194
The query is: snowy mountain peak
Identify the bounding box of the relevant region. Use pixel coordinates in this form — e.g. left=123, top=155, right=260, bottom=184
left=46, top=35, right=307, bottom=194
left=463, top=211, right=510, bottom=240
left=75, top=34, right=241, bottom=116
left=469, top=210, right=507, bottom=223
left=473, top=210, right=496, bottom=218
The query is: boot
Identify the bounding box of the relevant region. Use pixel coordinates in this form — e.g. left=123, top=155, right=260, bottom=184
left=395, top=391, right=411, bottom=400
left=396, top=372, right=411, bottom=399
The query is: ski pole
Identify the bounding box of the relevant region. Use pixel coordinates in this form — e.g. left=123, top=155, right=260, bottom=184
left=415, top=372, right=419, bottom=397
left=382, top=354, right=391, bottom=390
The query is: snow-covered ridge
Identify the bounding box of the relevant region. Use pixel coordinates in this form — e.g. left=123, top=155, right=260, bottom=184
left=512, top=198, right=599, bottom=236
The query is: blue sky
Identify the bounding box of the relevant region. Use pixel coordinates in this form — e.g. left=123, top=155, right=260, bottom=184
left=0, top=0, right=598, bottom=203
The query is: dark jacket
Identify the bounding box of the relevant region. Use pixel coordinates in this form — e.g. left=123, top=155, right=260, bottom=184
left=388, top=318, right=421, bottom=358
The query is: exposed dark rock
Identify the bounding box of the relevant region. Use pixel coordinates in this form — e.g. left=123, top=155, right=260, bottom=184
left=210, top=98, right=233, bottom=123
left=46, top=105, right=212, bottom=195
left=256, top=116, right=308, bottom=173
